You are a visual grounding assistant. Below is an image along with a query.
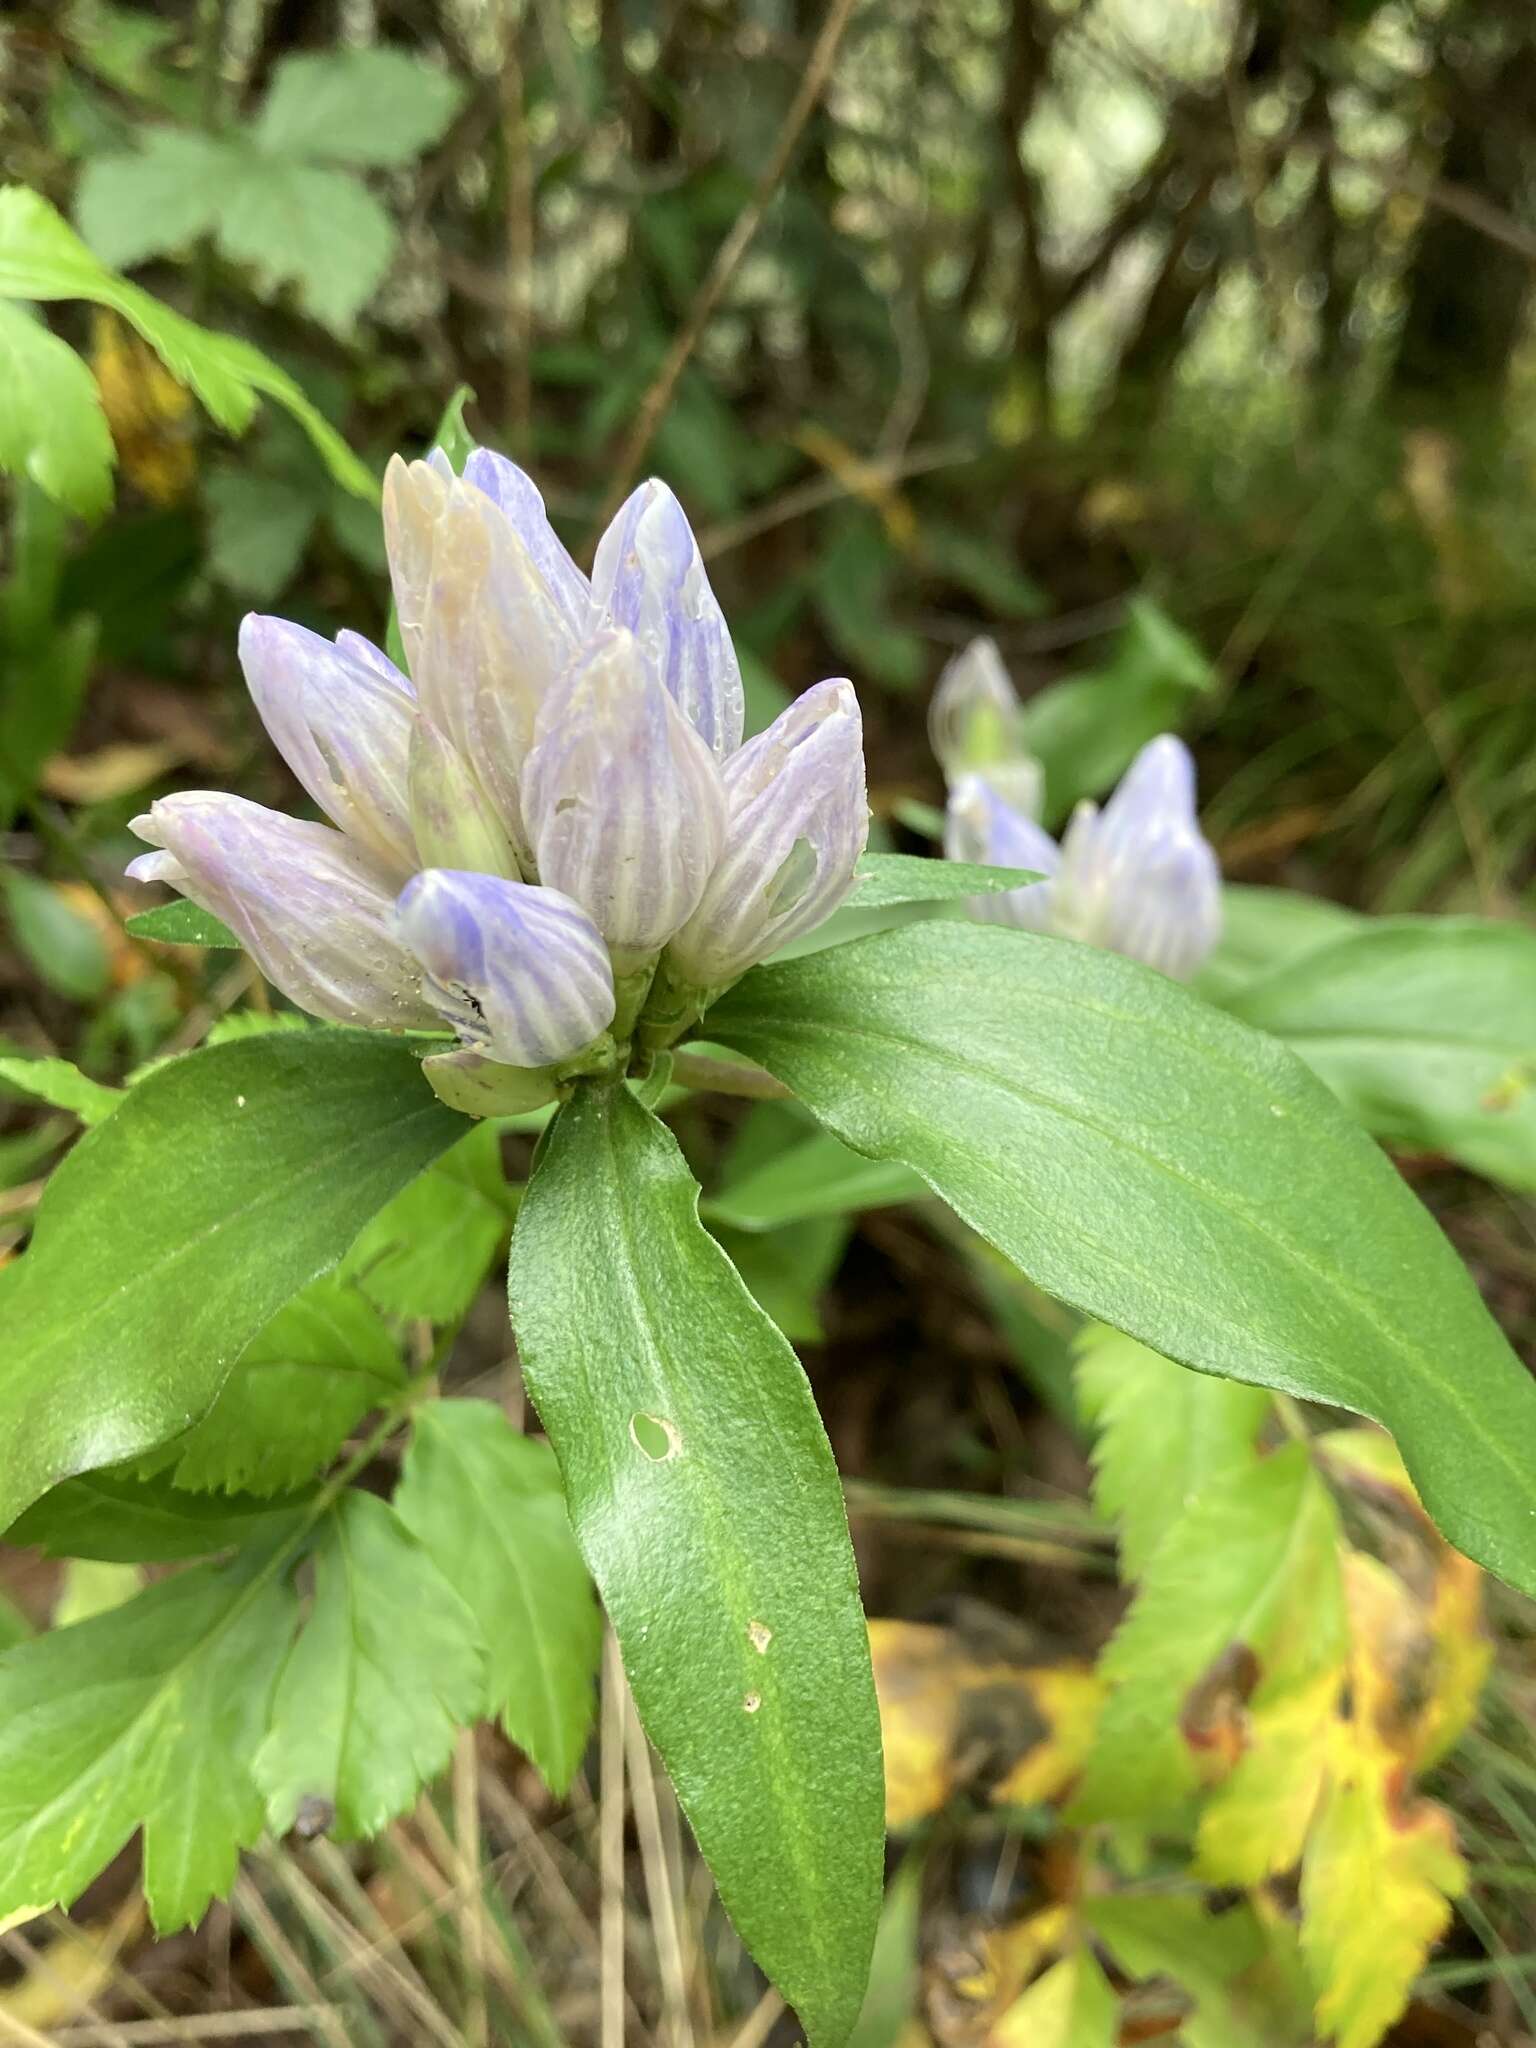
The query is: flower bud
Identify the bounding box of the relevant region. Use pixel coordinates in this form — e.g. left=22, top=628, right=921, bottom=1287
left=239, top=616, right=417, bottom=875
left=520, top=629, right=726, bottom=964
left=929, top=637, right=1042, bottom=817
left=406, top=715, right=519, bottom=879
left=943, top=774, right=1059, bottom=929
left=128, top=794, right=439, bottom=1030
left=591, top=480, right=744, bottom=758
left=395, top=869, right=616, bottom=1068
left=665, top=678, right=867, bottom=989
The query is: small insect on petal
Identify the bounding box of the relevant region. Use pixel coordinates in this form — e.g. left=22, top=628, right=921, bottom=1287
left=129, top=793, right=439, bottom=1031
left=396, top=869, right=616, bottom=1068
left=591, top=480, right=744, bottom=758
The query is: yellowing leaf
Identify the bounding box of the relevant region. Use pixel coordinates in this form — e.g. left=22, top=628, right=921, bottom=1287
left=869, top=1618, right=1100, bottom=1828
left=1197, top=1663, right=1340, bottom=1885
left=89, top=307, right=196, bottom=503
left=988, top=1950, right=1116, bottom=2048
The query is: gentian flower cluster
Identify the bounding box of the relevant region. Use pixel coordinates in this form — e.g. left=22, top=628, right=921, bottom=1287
left=129, top=452, right=868, bottom=1110
left=932, top=636, right=1222, bottom=981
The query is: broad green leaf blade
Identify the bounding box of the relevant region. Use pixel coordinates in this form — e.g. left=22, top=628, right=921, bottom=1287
left=0, top=186, right=375, bottom=498
left=125, top=899, right=240, bottom=947
left=0, top=1545, right=297, bottom=1928
left=1073, top=1445, right=1346, bottom=1827
left=508, top=1084, right=883, bottom=2047
left=1224, top=917, right=1536, bottom=1193
left=254, top=47, right=464, bottom=166
left=713, top=1215, right=851, bottom=1343
left=395, top=1401, right=601, bottom=1794
left=157, top=1275, right=405, bottom=1496
left=707, top=924, right=1536, bottom=1596
left=850, top=853, right=1042, bottom=910
left=0, top=299, right=115, bottom=515
left=75, top=132, right=238, bottom=271
left=703, top=1126, right=926, bottom=1231
left=255, top=1491, right=484, bottom=1839
left=1075, top=1326, right=1271, bottom=1580
left=1195, top=884, right=1362, bottom=1003
left=4, top=1468, right=308, bottom=1560
left=0, top=1031, right=461, bottom=1528
left=0, top=1054, right=122, bottom=1124
left=340, top=1121, right=511, bottom=1320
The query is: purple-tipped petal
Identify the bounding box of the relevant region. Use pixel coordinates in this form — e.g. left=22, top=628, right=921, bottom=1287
left=239, top=615, right=417, bottom=875
left=407, top=716, right=519, bottom=879
left=1051, top=736, right=1222, bottom=979
left=129, top=794, right=438, bottom=1031
left=943, top=775, right=1059, bottom=931
left=665, top=678, right=868, bottom=987
left=396, top=869, right=615, bottom=1067
left=462, top=449, right=591, bottom=633
left=591, top=480, right=744, bottom=758
left=520, top=629, right=726, bottom=961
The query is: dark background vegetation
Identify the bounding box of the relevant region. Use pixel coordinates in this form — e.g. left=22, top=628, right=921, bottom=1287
left=2, top=0, right=1536, bottom=2041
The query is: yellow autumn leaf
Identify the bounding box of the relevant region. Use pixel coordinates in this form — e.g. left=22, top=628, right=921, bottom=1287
left=987, top=1950, right=1117, bottom=2048
left=1196, top=1661, right=1341, bottom=1886
left=90, top=307, right=197, bottom=505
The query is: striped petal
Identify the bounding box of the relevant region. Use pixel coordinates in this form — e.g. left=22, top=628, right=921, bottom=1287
left=943, top=774, right=1059, bottom=931
left=521, top=628, right=726, bottom=962
left=591, top=480, right=743, bottom=757
left=128, top=793, right=438, bottom=1031
left=239, top=615, right=417, bottom=874
left=666, top=678, right=867, bottom=987
left=407, top=714, right=519, bottom=879
left=461, top=448, right=590, bottom=634
left=395, top=869, right=615, bottom=1068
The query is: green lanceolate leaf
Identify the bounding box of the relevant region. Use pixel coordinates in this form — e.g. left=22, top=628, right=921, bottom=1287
left=707, top=923, right=1536, bottom=1596
left=340, top=1119, right=512, bottom=1321
left=1195, top=885, right=1362, bottom=1003
left=1075, top=1326, right=1271, bottom=1580
left=396, top=1401, right=601, bottom=1794
left=124, top=899, right=241, bottom=947
left=703, top=1125, right=926, bottom=1231
left=508, top=1083, right=884, bottom=2048
left=1224, top=916, right=1536, bottom=1194
left=4, top=1467, right=308, bottom=1560
left=0, top=1054, right=122, bottom=1124
left=0, top=1031, right=461, bottom=1529
left=255, top=1490, right=484, bottom=1840
left=849, top=852, right=1042, bottom=910
left=0, top=1543, right=297, bottom=1927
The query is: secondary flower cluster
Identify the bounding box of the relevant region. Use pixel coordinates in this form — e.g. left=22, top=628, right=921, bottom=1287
left=932, top=636, right=1222, bottom=981
left=129, top=452, right=868, bottom=1102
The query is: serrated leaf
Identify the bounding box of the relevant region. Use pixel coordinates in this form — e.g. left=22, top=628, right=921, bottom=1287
left=1226, top=917, right=1536, bottom=1194
left=0, top=1055, right=121, bottom=1125
left=1074, top=1326, right=1271, bottom=1579
left=0, top=1031, right=461, bottom=1529
left=508, top=1083, right=883, bottom=2048
left=395, top=1401, right=600, bottom=1793
left=0, top=1544, right=297, bottom=1927
left=75, top=131, right=239, bottom=271
left=163, top=1276, right=405, bottom=1496
left=0, top=299, right=115, bottom=516
left=124, top=899, right=240, bottom=947
left=341, top=1121, right=510, bottom=1322
left=707, top=923, right=1536, bottom=1598
left=5, top=1467, right=308, bottom=1560
left=253, top=47, right=464, bottom=167
left=0, top=186, right=375, bottom=498
left=255, top=1491, right=484, bottom=1839
left=1073, top=1446, right=1346, bottom=1826
left=214, top=158, right=394, bottom=334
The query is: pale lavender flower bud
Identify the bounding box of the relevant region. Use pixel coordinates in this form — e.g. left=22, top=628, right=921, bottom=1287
left=127, top=794, right=439, bottom=1031
left=334, top=630, right=412, bottom=690
left=381, top=454, right=449, bottom=683
left=396, top=869, right=615, bottom=1068
left=944, top=774, right=1059, bottom=930
left=461, top=449, right=591, bottom=631
left=406, top=715, right=519, bottom=879
left=404, top=473, right=592, bottom=862
left=1050, top=735, right=1221, bottom=979
left=520, top=629, right=726, bottom=963
left=665, top=678, right=868, bottom=988
left=239, top=616, right=416, bottom=876
left=591, top=481, right=744, bottom=758
left=929, top=637, right=1042, bottom=817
